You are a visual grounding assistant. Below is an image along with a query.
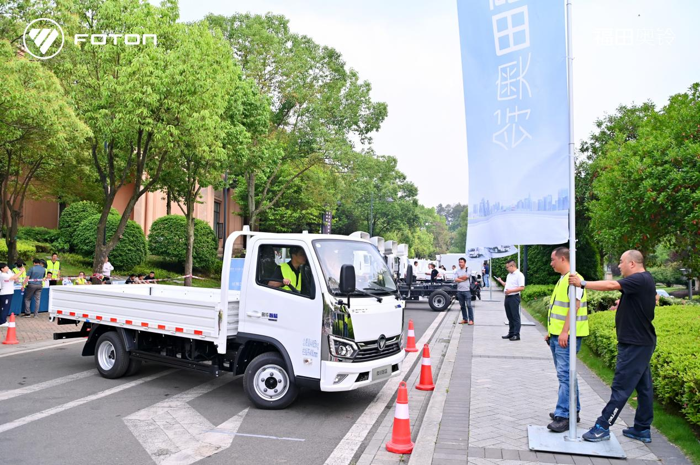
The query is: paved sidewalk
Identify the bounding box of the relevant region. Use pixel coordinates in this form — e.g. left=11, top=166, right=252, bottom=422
left=0, top=312, right=76, bottom=345
left=358, top=290, right=692, bottom=465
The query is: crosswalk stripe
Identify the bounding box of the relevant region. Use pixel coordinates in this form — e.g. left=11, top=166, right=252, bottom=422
left=0, top=369, right=177, bottom=434
left=0, top=369, right=95, bottom=402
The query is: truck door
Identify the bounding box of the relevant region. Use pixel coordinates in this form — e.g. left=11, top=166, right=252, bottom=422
left=242, top=240, right=322, bottom=380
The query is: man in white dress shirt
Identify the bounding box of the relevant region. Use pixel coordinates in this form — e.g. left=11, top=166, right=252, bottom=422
left=495, top=259, right=525, bottom=341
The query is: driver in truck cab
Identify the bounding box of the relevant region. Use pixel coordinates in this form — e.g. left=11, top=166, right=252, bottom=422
left=268, top=246, right=307, bottom=293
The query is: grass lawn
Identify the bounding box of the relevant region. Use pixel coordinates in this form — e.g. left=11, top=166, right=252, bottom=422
left=522, top=300, right=700, bottom=464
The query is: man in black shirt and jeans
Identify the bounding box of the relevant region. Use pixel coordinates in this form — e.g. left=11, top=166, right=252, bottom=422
left=569, top=250, right=656, bottom=444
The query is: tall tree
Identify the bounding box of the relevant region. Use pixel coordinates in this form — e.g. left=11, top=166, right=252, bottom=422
left=52, top=0, right=235, bottom=272
left=205, top=13, right=388, bottom=230
left=0, top=40, right=89, bottom=262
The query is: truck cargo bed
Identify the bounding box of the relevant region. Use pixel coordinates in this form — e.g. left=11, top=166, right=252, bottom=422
left=48, top=285, right=239, bottom=343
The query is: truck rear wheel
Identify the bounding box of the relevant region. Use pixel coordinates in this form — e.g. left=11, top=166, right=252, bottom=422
left=95, top=332, right=130, bottom=379
left=429, top=290, right=451, bottom=312
left=244, top=352, right=298, bottom=410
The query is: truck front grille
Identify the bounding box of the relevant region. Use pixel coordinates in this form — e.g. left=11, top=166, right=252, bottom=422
left=354, top=335, right=401, bottom=363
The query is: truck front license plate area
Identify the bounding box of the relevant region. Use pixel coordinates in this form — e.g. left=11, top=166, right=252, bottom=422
left=373, top=365, right=391, bottom=381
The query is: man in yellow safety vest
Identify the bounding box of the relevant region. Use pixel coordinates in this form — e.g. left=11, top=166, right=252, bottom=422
left=545, top=246, right=588, bottom=433
left=46, top=253, right=60, bottom=279
left=268, top=247, right=307, bottom=294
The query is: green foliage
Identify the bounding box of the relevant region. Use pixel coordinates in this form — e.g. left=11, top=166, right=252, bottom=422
left=148, top=215, right=219, bottom=271
left=588, top=86, right=700, bottom=272
left=521, top=238, right=602, bottom=286
left=59, top=201, right=101, bottom=246
left=521, top=285, right=555, bottom=303
left=586, top=306, right=700, bottom=427
left=16, top=227, right=60, bottom=244
left=586, top=290, right=621, bottom=312
left=0, top=239, right=35, bottom=262
left=649, top=264, right=686, bottom=286
left=73, top=214, right=147, bottom=271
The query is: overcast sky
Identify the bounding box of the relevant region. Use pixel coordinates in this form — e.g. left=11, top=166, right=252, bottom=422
left=178, top=0, right=700, bottom=209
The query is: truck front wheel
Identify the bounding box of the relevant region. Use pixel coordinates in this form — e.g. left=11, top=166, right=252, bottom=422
left=94, top=332, right=130, bottom=379
left=244, top=352, right=298, bottom=410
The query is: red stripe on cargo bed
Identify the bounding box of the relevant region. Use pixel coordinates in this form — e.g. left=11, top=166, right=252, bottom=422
left=69, top=312, right=75, bottom=316
left=141, top=322, right=148, bottom=327
left=175, top=327, right=184, bottom=332
left=110, top=318, right=117, bottom=323
left=57, top=310, right=63, bottom=315
left=126, top=320, right=133, bottom=325
left=82, top=314, right=89, bottom=318
left=194, top=330, right=203, bottom=336
left=157, top=325, right=166, bottom=330
left=96, top=316, right=102, bottom=321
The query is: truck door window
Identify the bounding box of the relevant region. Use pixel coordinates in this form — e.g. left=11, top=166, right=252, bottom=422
left=256, top=244, right=316, bottom=299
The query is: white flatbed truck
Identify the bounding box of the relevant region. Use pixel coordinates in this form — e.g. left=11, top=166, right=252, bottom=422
left=50, top=229, right=407, bottom=409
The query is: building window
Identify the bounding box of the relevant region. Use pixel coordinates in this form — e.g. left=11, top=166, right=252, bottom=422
left=214, top=201, right=223, bottom=239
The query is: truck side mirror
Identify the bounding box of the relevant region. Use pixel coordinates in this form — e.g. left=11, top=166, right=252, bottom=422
left=339, top=264, right=356, bottom=295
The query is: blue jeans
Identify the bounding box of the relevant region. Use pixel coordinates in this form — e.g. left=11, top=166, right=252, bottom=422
left=550, top=335, right=583, bottom=418
left=457, top=291, right=473, bottom=321
left=483, top=274, right=489, bottom=287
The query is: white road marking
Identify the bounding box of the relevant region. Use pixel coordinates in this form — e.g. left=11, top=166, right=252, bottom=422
left=0, top=369, right=95, bottom=402
left=323, top=309, right=452, bottom=465
left=0, top=369, right=177, bottom=434
left=207, top=431, right=305, bottom=442
left=124, top=376, right=249, bottom=465
left=0, top=339, right=84, bottom=359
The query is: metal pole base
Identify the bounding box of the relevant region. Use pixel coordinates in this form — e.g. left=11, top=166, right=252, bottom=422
left=527, top=425, right=626, bottom=458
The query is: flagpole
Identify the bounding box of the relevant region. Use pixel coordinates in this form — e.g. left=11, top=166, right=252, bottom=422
left=566, top=0, right=579, bottom=442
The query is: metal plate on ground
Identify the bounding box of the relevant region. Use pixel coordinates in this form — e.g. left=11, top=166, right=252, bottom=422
left=527, top=425, right=626, bottom=459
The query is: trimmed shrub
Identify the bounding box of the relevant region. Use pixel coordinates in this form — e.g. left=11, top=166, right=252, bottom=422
left=587, top=290, right=621, bottom=312
left=0, top=239, right=36, bottom=262
left=521, top=284, right=555, bottom=303
left=58, top=201, right=100, bottom=245
left=586, top=306, right=700, bottom=427
left=148, top=215, right=219, bottom=271
left=522, top=238, right=602, bottom=286
left=73, top=214, right=148, bottom=270
left=16, top=226, right=60, bottom=244
left=649, top=264, right=686, bottom=287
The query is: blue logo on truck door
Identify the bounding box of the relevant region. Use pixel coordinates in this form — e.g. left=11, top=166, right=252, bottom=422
left=261, top=312, right=278, bottom=321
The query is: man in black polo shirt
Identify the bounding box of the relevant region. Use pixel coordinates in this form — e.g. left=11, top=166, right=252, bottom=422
left=569, top=250, right=656, bottom=443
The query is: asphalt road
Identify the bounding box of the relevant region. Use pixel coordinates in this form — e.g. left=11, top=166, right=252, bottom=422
left=0, top=301, right=444, bottom=465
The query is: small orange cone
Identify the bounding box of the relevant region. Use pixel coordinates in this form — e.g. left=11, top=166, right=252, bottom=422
left=405, top=320, right=418, bottom=352
left=386, top=381, right=414, bottom=454
left=2, top=313, right=19, bottom=345
left=415, top=344, right=435, bottom=391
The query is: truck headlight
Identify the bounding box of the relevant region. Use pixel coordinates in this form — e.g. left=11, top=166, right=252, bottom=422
left=329, top=336, right=359, bottom=359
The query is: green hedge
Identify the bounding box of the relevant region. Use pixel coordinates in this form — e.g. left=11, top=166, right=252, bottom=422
left=521, top=284, right=555, bottom=302
left=147, top=215, right=219, bottom=271
left=16, top=226, right=60, bottom=244
left=522, top=284, right=621, bottom=313
left=73, top=214, right=148, bottom=271
left=59, top=201, right=101, bottom=246
left=586, top=307, right=700, bottom=427
left=0, top=240, right=36, bottom=262
left=649, top=265, right=686, bottom=287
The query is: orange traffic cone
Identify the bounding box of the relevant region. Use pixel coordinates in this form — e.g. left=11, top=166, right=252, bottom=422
left=415, top=344, right=435, bottom=391
left=405, top=320, right=418, bottom=352
left=2, top=313, right=19, bottom=345
left=386, top=381, right=414, bottom=454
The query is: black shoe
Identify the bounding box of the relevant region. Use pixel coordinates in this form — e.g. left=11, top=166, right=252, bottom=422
left=502, top=334, right=513, bottom=339
left=20, top=313, right=31, bottom=318
left=509, top=335, right=520, bottom=341
left=547, top=416, right=569, bottom=433
left=550, top=412, right=580, bottom=423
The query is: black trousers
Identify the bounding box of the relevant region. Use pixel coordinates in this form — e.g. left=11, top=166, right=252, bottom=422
left=598, top=343, right=655, bottom=430
left=504, top=294, right=521, bottom=336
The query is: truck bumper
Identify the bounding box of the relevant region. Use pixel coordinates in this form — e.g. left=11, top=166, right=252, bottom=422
left=319, top=350, right=406, bottom=392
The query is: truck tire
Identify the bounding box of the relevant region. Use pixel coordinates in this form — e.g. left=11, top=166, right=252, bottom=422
left=125, top=359, right=142, bottom=377
left=244, top=352, right=298, bottom=410
left=429, top=290, right=451, bottom=312
left=94, top=332, right=130, bottom=379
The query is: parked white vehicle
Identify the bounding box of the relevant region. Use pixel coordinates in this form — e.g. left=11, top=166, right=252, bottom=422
left=50, top=229, right=406, bottom=409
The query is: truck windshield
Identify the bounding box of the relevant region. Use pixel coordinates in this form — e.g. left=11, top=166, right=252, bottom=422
left=313, top=240, right=397, bottom=296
